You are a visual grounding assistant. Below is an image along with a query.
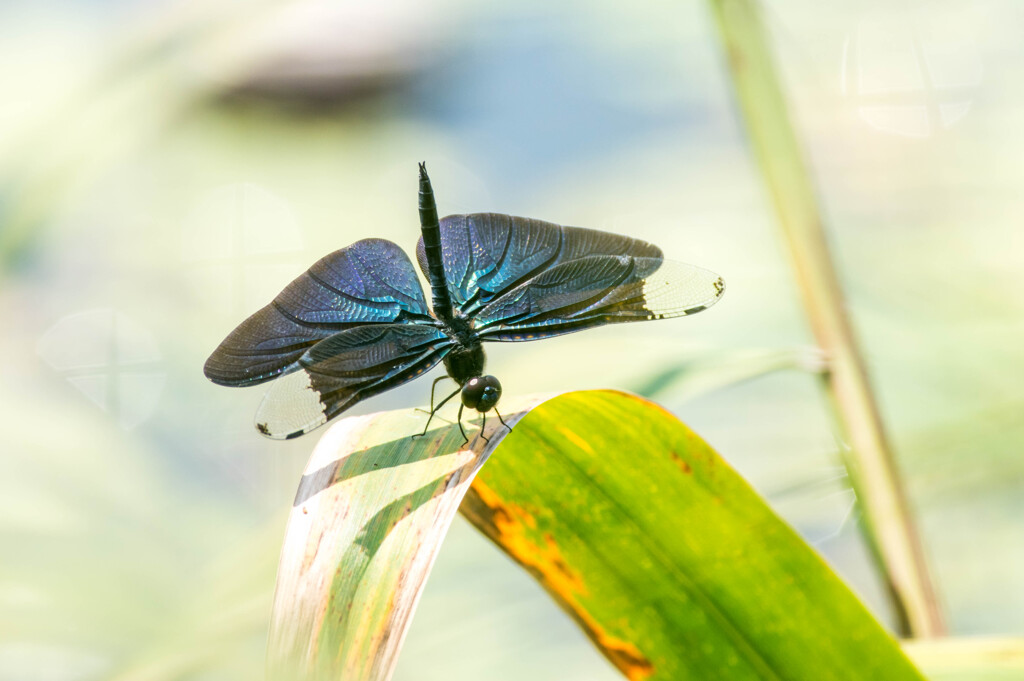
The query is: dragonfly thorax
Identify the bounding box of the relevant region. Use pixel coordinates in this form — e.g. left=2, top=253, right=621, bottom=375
left=439, top=309, right=477, bottom=345
left=443, top=341, right=484, bottom=379
left=442, top=314, right=501, bottom=413
left=461, top=375, right=502, bottom=413
left=441, top=313, right=485, bottom=385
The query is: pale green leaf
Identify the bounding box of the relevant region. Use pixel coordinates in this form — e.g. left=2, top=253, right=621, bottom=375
left=265, top=396, right=546, bottom=681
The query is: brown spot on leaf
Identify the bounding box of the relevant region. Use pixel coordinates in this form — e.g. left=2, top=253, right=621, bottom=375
left=463, top=480, right=655, bottom=681
left=301, top=526, right=326, bottom=575
left=669, top=451, right=692, bottom=474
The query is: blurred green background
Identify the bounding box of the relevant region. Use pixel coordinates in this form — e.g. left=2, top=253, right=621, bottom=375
left=1, top=0, right=1021, bottom=679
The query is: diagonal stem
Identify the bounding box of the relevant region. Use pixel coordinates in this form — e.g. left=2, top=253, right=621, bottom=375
left=706, top=0, right=945, bottom=637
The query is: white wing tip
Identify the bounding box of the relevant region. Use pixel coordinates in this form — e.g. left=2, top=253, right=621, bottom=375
left=255, top=369, right=329, bottom=440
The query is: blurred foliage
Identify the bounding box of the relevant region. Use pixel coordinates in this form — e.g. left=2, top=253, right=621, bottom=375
left=710, top=0, right=944, bottom=636
left=903, top=637, right=1024, bottom=681
left=631, top=346, right=824, bottom=403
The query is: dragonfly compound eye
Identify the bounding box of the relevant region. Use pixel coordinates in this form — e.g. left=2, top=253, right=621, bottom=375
left=461, top=375, right=502, bottom=412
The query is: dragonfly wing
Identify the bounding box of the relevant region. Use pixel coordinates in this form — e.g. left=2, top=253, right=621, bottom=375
left=415, top=214, right=663, bottom=312
left=474, top=255, right=725, bottom=341
left=254, top=324, right=450, bottom=440
left=204, top=239, right=431, bottom=387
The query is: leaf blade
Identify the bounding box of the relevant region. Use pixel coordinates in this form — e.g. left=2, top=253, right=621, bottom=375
left=266, top=396, right=545, bottom=681
left=462, top=390, right=926, bottom=681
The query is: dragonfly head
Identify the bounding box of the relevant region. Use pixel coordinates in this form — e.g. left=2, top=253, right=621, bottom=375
left=461, top=375, right=502, bottom=413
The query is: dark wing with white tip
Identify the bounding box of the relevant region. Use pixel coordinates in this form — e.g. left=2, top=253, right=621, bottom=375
left=204, top=239, right=432, bottom=387
left=415, top=214, right=662, bottom=314
left=473, top=255, right=725, bottom=341
left=254, top=324, right=450, bottom=440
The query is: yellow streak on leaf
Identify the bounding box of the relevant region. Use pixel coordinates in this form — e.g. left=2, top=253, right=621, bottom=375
left=558, top=426, right=595, bottom=455
left=465, top=479, right=655, bottom=681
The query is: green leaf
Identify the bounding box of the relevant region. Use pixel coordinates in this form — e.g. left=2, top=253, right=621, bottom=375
left=461, top=390, right=925, bottom=681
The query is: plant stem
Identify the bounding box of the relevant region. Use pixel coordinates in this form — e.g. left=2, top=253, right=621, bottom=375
left=706, top=0, right=945, bottom=637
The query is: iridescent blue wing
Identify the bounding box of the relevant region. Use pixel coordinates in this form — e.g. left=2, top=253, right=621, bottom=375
left=254, top=324, right=450, bottom=440
left=473, top=255, right=725, bottom=341
left=415, top=214, right=663, bottom=314
left=204, top=239, right=431, bottom=387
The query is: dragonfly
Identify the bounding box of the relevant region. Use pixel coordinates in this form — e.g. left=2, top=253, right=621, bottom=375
left=204, top=163, right=725, bottom=441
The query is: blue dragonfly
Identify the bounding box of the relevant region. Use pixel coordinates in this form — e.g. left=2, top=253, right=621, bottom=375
left=204, top=164, right=725, bottom=441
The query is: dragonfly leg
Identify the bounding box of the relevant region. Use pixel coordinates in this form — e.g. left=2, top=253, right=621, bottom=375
left=479, top=411, right=489, bottom=443
left=494, top=408, right=512, bottom=434
left=413, top=386, right=460, bottom=438
left=414, top=376, right=453, bottom=415
left=457, top=404, right=468, bottom=445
